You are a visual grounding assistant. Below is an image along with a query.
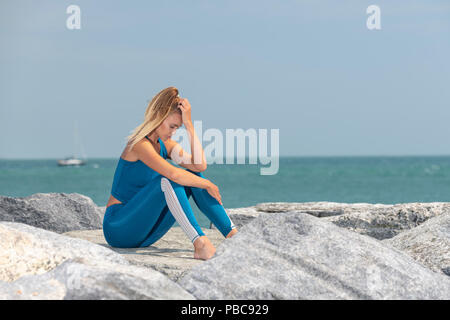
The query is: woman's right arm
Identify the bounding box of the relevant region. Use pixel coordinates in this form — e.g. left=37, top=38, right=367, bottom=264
left=172, top=167, right=223, bottom=205
left=133, top=139, right=222, bottom=204
left=171, top=166, right=210, bottom=189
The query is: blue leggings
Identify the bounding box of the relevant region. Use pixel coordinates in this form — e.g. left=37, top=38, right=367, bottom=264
left=103, top=170, right=236, bottom=248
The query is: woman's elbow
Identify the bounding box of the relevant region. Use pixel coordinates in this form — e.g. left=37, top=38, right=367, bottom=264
left=196, top=164, right=207, bottom=172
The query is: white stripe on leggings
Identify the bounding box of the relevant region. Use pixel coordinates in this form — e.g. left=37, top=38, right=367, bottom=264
left=161, top=177, right=201, bottom=243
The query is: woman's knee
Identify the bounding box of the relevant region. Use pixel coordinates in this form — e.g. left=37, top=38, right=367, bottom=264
left=161, top=176, right=184, bottom=193
left=160, top=172, right=199, bottom=198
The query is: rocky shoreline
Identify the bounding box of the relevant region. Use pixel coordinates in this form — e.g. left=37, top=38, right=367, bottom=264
left=0, top=192, right=449, bottom=299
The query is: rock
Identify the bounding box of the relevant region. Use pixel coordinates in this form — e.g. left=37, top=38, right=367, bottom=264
left=0, top=193, right=103, bottom=233
left=0, top=222, right=194, bottom=299
left=178, top=211, right=450, bottom=300
left=64, top=227, right=226, bottom=282
left=0, top=259, right=194, bottom=300
left=3, top=192, right=450, bottom=300
left=322, top=202, right=450, bottom=240
left=383, top=211, right=450, bottom=276
left=253, top=202, right=450, bottom=240
left=210, top=206, right=261, bottom=230
left=98, top=206, right=106, bottom=221
left=255, top=202, right=351, bottom=217
left=0, top=222, right=124, bottom=282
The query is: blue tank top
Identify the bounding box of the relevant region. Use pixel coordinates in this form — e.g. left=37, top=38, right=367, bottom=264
left=110, top=137, right=168, bottom=204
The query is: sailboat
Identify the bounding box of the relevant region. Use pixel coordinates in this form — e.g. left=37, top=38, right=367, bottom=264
left=58, top=157, right=85, bottom=166
left=57, top=120, right=88, bottom=166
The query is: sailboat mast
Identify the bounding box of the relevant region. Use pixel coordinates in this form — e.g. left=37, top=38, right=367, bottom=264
left=73, top=120, right=77, bottom=158
left=74, top=120, right=87, bottom=160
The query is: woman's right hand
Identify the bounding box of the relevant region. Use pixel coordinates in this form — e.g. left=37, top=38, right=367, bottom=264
left=205, top=180, right=223, bottom=205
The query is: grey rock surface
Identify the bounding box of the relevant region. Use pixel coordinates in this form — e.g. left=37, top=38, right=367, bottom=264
left=211, top=206, right=261, bottom=230
left=178, top=211, right=450, bottom=300
left=383, top=211, right=450, bottom=276
left=0, top=221, right=124, bottom=282
left=0, top=193, right=103, bottom=233
left=0, top=259, right=194, bottom=300
left=64, top=227, right=226, bottom=282
left=253, top=202, right=450, bottom=240
left=2, top=192, right=450, bottom=300
left=0, top=222, right=194, bottom=299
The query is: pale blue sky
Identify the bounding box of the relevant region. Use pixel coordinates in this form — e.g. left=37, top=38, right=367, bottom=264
left=1, top=0, right=449, bottom=159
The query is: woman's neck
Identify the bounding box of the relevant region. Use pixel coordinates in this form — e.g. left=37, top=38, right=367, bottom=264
left=147, top=133, right=159, bottom=144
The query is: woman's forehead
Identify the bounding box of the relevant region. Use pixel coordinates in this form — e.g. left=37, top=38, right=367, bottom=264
left=166, top=113, right=182, bottom=125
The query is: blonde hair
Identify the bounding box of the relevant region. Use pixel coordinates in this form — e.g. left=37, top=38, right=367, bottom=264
left=125, top=86, right=182, bottom=153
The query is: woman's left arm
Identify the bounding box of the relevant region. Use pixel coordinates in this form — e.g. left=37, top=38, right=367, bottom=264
left=178, top=98, right=207, bottom=171
left=184, top=121, right=207, bottom=171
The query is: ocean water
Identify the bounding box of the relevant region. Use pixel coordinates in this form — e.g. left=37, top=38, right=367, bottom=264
left=1, top=156, right=450, bottom=229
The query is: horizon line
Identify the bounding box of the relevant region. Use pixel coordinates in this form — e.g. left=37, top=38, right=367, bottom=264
left=2, top=154, right=450, bottom=161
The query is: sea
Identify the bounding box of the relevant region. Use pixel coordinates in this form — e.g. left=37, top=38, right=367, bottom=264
left=1, top=156, right=450, bottom=229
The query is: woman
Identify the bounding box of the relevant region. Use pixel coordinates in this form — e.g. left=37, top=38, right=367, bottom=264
left=103, top=86, right=237, bottom=260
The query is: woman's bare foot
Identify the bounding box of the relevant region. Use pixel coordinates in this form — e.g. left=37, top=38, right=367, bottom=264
left=193, top=236, right=216, bottom=260
left=226, top=228, right=238, bottom=238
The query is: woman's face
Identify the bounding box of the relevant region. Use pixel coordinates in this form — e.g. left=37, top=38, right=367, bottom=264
left=158, top=113, right=182, bottom=141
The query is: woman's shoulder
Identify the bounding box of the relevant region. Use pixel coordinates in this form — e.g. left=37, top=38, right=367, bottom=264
left=120, top=142, right=140, bottom=161
left=122, top=138, right=167, bottom=161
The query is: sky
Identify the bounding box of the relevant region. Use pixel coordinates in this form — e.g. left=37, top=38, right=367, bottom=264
left=1, top=0, right=449, bottom=159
